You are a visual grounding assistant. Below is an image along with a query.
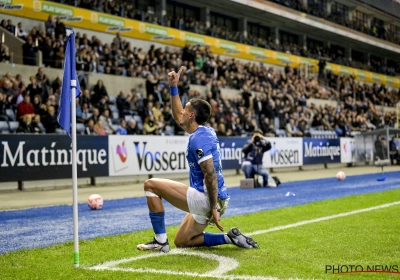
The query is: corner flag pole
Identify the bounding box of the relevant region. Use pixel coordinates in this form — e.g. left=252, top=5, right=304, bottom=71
left=57, top=28, right=81, bottom=268
left=71, top=79, right=79, bottom=268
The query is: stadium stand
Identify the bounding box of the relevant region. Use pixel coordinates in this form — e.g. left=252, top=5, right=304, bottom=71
left=0, top=0, right=399, bottom=138
left=46, top=0, right=400, bottom=76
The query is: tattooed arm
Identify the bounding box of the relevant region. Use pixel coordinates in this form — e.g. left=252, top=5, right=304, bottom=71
left=200, top=158, right=223, bottom=232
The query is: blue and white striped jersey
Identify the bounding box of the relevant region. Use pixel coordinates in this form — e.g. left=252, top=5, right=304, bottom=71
left=186, top=126, right=229, bottom=200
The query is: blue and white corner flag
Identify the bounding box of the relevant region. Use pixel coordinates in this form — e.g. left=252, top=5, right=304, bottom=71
left=58, top=29, right=81, bottom=137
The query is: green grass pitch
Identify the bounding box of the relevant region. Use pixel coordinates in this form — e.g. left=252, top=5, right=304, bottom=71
left=1, top=189, right=399, bottom=280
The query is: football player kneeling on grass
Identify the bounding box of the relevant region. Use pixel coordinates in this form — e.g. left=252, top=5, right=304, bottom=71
left=137, top=67, right=259, bottom=253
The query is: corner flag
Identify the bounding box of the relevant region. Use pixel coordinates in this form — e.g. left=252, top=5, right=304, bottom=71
left=57, top=29, right=81, bottom=269
left=58, top=30, right=81, bottom=137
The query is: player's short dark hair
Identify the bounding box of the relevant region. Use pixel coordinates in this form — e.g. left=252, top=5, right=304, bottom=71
left=188, top=98, right=211, bottom=125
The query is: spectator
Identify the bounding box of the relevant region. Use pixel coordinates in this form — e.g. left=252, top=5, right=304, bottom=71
left=228, top=116, right=243, bottom=136
left=95, top=96, right=110, bottom=115
left=22, top=36, right=38, bottom=66
left=41, top=37, right=54, bottom=67
left=55, top=45, right=65, bottom=68
left=311, top=113, right=324, bottom=129
left=145, top=74, right=159, bottom=98
left=152, top=101, right=162, bottom=121
left=112, top=32, right=122, bottom=51
left=0, top=93, right=11, bottom=127
left=93, top=119, right=106, bottom=135
left=260, top=117, right=274, bottom=136
left=42, top=105, right=58, bottom=133
left=374, top=135, right=387, bottom=160
left=54, top=16, right=66, bottom=39
left=81, top=103, right=90, bottom=120
left=0, top=78, right=13, bottom=97
left=35, top=67, right=50, bottom=98
left=85, top=119, right=96, bottom=135
left=44, top=15, right=55, bottom=36
left=32, top=95, right=45, bottom=116
left=16, top=94, right=35, bottom=120
left=216, top=122, right=227, bottom=136
left=116, top=90, right=126, bottom=116
left=91, top=79, right=108, bottom=105
left=16, top=114, right=33, bottom=133
left=26, top=75, right=44, bottom=101
left=30, top=114, right=43, bottom=134
left=0, top=19, right=6, bottom=29
left=45, top=94, right=58, bottom=113
left=78, top=89, right=91, bottom=108
left=75, top=97, right=86, bottom=123
left=143, top=115, right=159, bottom=135
left=51, top=76, right=62, bottom=95
left=298, top=119, right=311, bottom=137
left=6, top=19, right=15, bottom=35
left=116, top=118, right=128, bottom=135
left=99, top=109, right=115, bottom=134
left=88, top=107, right=100, bottom=124
left=389, top=136, right=398, bottom=165
left=286, top=118, right=303, bottom=137
left=252, top=92, right=264, bottom=121
left=0, top=43, right=11, bottom=62
left=126, top=119, right=141, bottom=135
left=143, top=101, right=154, bottom=119
left=16, top=22, right=28, bottom=40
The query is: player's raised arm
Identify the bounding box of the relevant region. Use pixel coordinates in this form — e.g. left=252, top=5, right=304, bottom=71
left=168, top=66, right=185, bottom=124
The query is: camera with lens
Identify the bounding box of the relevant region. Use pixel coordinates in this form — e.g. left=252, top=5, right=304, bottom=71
left=253, top=135, right=262, bottom=147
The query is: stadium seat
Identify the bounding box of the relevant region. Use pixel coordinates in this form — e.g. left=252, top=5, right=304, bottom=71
left=38, top=122, right=46, bottom=133
left=108, top=96, right=116, bottom=104
left=6, top=109, right=15, bottom=120
left=275, top=129, right=286, bottom=137
left=133, top=115, right=143, bottom=124
left=112, top=111, right=119, bottom=120
left=274, top=117, right=280, bottom=130
left=0, top=121, right=9, bottom=133
left=56, top=128, right=67, bottom=134
left=110, top=104, right=118, bottom=112
left=9, top=121, right=19, bottom=133
left=76, top=123, right=85, bottom=134
left=124, top=115, right=133, bottom=123
left=164, top=126, right=175, bottom=135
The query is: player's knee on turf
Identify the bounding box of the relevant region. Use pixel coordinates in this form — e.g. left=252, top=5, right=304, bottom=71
left=174, top=237, right=187, bottom=248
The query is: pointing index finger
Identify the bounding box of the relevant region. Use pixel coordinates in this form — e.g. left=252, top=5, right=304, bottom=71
left=177, top=66, right=185, bottom=76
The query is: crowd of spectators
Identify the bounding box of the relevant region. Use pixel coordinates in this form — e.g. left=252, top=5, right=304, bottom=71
left=0, top=62, right=398, bottom=138
left=46, top=0, right=400, bottom=76
left=268, top=0, right=400, bottom=45
left=0, top=14, right=399, bottom=138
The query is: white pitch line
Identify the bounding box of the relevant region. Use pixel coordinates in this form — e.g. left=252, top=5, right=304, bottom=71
left=89, top=249, right=279, bottom=280
left=93, top=267, right=280, bottom=280
left=248, top=201, right=400, bottom=236
left=88, top=201, right=400, bottom=280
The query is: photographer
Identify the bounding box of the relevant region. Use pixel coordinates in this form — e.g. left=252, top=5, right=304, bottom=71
left=241, top=129, right=272, bottom=188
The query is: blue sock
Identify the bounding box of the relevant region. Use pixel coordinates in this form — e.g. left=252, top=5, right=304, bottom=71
left=149, top=212, right=166, bottom=234
left=203, top=232, right=227, bottom=247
